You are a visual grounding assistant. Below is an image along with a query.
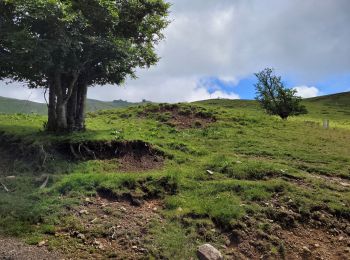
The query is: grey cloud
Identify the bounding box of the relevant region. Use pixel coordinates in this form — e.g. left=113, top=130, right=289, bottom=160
left=1, top=0, right=349, bottom=102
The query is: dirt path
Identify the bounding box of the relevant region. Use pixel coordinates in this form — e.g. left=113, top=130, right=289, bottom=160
left=0, top=237, right=62, bottom=260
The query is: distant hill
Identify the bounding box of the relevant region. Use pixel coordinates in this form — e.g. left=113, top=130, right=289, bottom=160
left=1, top=91, right=349, bottom=117
left=0, top=96, right=139, bottom=115
left=0, top=96, right=48, bottom=114
left=305, top=91, right=350, bottom=109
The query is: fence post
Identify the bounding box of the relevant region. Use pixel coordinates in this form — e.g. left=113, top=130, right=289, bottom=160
left=323, top=119, right=329, bottom=129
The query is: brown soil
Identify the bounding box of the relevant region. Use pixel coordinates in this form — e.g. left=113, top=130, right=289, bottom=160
left=53, top=196, right=163, bottom=259
left=61, top=140, right=164, bottom=172
left=221, top=193, right=350, bottom=260
left=223, top=223, right=350, bottom=259
left=0, top=237, right=62, bottom=260
left=141, top=105, right=216, bottom=129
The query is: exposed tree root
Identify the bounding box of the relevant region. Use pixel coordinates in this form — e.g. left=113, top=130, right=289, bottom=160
left=39, top=175, right=49, bottom=189
left=0, top=182, right=9, bottom=192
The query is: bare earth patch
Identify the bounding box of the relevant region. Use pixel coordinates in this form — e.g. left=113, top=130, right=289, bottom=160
left=60, top=140, right=164, bottom=172
left=0, top=237, right=62, bottom=260
left=141, top=104, right=216, bottom=129
left=53, top=196, right=163, bottom=259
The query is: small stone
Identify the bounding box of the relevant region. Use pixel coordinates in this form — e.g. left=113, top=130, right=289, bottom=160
left=225, top=239, right=231, bottom=247
left=77, top=233, right=86, bottom=240
left=345, top=226, right=350, bottom=235
left=302, top=246, right=311, bottom=255
left=38, top=240, right=46, bottom=247
left=152, top=207, right=158, bottom=212
left=314, top=243, right=320, bottom=248
left=338, top=236, right=344, bottom=241
left=85, top=198, right=92, bottom=203
left=132, top=246, right=138, bottom=250
left=90, top=218, right=98, bottom=223
left=197, top=244, right=223, bottom=260
left=206, top=170, right=214, bottom=175
left=177, top=207, right=183, bottom=212
left=103, top=215, right=108, bottom=219
left=79, top=209, right=89, bottom=215
left=131, top=198, right=143, bottom=207
left=120, top=207, right=127, bottom=212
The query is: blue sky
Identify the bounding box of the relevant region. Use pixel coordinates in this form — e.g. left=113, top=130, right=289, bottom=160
left=0, top=0, right=349, bottom=103
left=198, top=72, right=350, bottom=100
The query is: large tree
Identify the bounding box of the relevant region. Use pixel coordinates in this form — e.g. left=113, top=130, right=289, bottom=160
left=255, top=68, right=307, bottom=120
left=0, top=0, right=170, bottom=132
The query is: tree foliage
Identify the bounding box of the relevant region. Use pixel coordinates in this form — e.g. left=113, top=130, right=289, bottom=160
left=254, top=68, right=307, bottom=119
left=0, top=0, right=170, bottom=132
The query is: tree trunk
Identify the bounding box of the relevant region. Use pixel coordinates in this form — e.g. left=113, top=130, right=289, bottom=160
left=47, top=83, right=57, bottom=131
left=67, top=85, right=78, bottom=131
left=75, top=81, right=88, bottom=131
left=56, top=99, right=68, bottom=131
left=46, top=73, right=88, bottom=133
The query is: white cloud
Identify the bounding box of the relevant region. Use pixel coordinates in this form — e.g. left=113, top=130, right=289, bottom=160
left=0, top=82, right=46, bottom=103
left=1, top=0, right=349, bottom=102
left=88, top=75, right=239, bottom=103
left=293, top=86, right=320, bottom=98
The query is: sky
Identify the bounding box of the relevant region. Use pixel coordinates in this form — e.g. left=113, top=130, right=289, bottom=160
left=0, top=0, right=349, bottom=103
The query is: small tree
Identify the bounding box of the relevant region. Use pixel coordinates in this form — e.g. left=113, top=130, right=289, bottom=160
left=0, top=0, right=170, bottom=132
left=254, top=68, right=307, bottom=119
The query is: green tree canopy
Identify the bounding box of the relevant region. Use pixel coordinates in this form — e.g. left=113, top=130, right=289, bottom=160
left=0, top=0, right=170, bottom=132
left=255, top=68, right=307, bottom=119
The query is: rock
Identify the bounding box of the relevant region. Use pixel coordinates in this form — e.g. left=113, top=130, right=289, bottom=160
left=90, top=218, right=98, bottom=223
left=197, top=244, right=223, bottom=260
left=131, top=198, right=143, bottom=207
left=206, top=170, right=214, bottom=175
left=302, top=246, right=311, bottom=255
left=85, top=198, right=92, bottom=204
left=77, top=233, right=86, bottom=240
left=120, top=206, right=127, bottom=212
left=345, top=226, right=350, bottom=235
left=338, top=236, right=344, bottom=241
left=314, top=243, right=320, bottom=248
left=132, top=246, right=138, bottom=250
left=79, top=209, right=89, bottom=215
left=152, top=207, right=158, bottom=212
left=38, top=240, right=46, bottom=247
left=177, top=207, right=183, bottom=212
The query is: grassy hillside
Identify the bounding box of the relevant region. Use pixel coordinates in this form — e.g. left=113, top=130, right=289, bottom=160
left=0, top=92, right=349, bottom=259
left=300, top=91, right=350, bottom=128
left=0, top=96, right=138, bottom=114
left=0, top=96, right=48, bottom=114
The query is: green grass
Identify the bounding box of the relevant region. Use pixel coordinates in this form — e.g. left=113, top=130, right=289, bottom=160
left=0, top=92, right=349, bottom=258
